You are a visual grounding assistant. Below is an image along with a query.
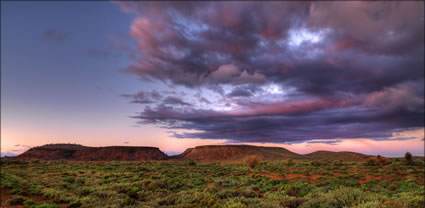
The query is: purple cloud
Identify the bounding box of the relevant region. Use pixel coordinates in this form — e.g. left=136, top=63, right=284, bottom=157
left=117, top=1, right=424, bottom=144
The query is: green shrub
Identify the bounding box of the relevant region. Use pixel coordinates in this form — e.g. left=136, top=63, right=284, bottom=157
left=224, top=197, right=247, bottom=208
left=384, top=164, right=404, bottom=176
left=310, top=160, right=324, bottom=167
left=405, top=152, right=413, bottom=165
left=244, top=155, right=261, bottom=169
left=7, top=195, right=26, bottom=205
left=1, top=172, right=23, bottom=194
left=32, top=204, right=61, bottom=208
left=185, top=160, right=197, bottom=166
left=282, top=182, right=314, bottom=197
left=281, top=197, right=306, bottom=208
left=24, top=199, right=37, bottom=206
left=364, top=159, right=376, bottom=166
left=75, top=178, right=85, bottom=185
left=345, top=180, right=361, bottom=187
left=351, top=201, right=381, bottom=208
left=393, top=189, right=425, bottom=208
left=302, top=187, right=373, bottom=208
left=331, top=160, right=343, bottom=167
left=414, top=159, right=424, bottom=166
left=63, top=176, right=75, bottom=183
left=281, top=159, right=296, bottom=167
left=80, top=187, right=92, bottom=196
left=157, top=194, right=178, bottom=206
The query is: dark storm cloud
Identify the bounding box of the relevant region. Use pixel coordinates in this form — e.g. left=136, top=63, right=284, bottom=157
left=118, top=1, right=424, bottom=143
left=132, top=95, right=424, bottom=143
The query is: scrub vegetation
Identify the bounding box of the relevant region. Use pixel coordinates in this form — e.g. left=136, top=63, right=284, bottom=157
left=1, top=157, right=424, bottom=208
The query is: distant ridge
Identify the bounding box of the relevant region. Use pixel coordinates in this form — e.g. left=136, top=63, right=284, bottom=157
left=14, top=143, right=378, bottom=161
left=305, top=150, right=371, bottom=161
left=17, top=144, right=168, bottom=161
left=175, top=145, right=305, bottom=160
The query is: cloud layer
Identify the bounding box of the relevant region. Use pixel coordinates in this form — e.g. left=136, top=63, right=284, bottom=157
left=117, top=1, right=424, bottom=144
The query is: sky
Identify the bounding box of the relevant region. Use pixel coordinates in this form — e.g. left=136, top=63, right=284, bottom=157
left=1, top=1, right=424, bottom=157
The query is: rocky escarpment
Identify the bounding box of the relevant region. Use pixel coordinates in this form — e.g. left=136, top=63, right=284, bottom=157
left=17, top=144, right=168, bottom=161
left=176, top=145, right=305, bottom=161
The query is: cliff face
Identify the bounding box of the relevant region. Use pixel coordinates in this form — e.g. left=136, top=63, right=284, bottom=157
left=176, top=145, right=304, bottom=160
left=17, top=144, right=168, bottom=161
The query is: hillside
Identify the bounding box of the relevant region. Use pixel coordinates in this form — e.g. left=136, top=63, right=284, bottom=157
left=17, top=144, right=168, bottom=161
left=305, top=150, right=371, bottom=161
left=175, top=145, right=305, bottom=161
left=15, top=144, right=383, bottom=161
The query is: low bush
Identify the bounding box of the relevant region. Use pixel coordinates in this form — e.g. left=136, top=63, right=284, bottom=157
left=281, top=159, right=296, bottom=167
left=331, top=160, right=344, bottom=167
left=7, top=195, right=26, bottom=205
left=281, top=197, right=306, bottom=208
left=185, top=160, right=197, bottom=166
left=405, top=152, right=413, bottom=165
left=75, top=178, right=85, bottom=185
left=80, top=187, right=92, bottom=196
left=302, top=187, right=374, bottom=208
left=244, top=155, right=262, bottom=169
left=364, top=159, right=376, bottom=166
left=63, top=176, right=75, bottom=183
left=32, top=204, right=61, bottom=208
left=310, top=160, right=324, bottom=167
left=23, top=199, right=37, bottom=207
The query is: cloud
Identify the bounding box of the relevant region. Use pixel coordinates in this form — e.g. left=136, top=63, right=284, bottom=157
left=117, top=2, right=424, bottom=144
left=1, top=152, right=17, bottom=157
left=364, top=81, right=424, bottom=112
left=228, top=89, right=253, bottom=97
left=308, top=1, right=424, bottom=55
left=307, top=140, right=342, bottom=145
left=132, top=96, right=423, bottom=143
left=122, top=90, right=162, bottom=104
left=163, top=96, right=192, bottom=106
left=41, top=29, right=71, bottom=44
left=206, top=64, right=266, bottom=85
left=13, top=144, right=31, bottom=149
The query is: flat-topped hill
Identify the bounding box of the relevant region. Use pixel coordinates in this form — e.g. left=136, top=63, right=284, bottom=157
left=175, top=145, right=305, bottom=160
left=17, top=144, right=168, bottom=161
